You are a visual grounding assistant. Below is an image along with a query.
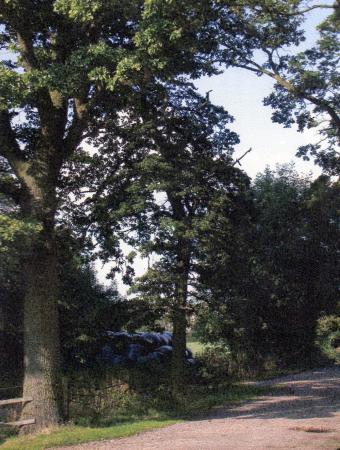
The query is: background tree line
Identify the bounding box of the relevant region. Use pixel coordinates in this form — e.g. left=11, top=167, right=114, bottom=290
left=194, top=165, right=339, bottom=373
left=2, top=163, right=339, bottom=391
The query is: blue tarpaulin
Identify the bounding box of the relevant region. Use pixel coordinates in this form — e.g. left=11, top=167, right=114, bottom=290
left=99, top=331, right=195, bottom=367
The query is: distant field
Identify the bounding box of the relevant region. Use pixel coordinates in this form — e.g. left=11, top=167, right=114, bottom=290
left=187, top=340, right=205, bottom=355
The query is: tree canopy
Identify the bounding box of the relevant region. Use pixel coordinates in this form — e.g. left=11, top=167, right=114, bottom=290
left=195, top=165, right=339, bottom=370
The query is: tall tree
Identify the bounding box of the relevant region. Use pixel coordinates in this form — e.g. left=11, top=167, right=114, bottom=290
left=0, top=0, right=311, bottom=428
left=83, top=81, right=250, bottom=395
left=252, top=166, right=339, bottom=364
left=195, top=165, right=339, bottom=370
left=0, top=0, right=227, bottom=430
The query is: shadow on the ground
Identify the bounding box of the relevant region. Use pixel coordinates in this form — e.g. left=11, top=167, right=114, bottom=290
left=206, top=366, right=340, bottom=421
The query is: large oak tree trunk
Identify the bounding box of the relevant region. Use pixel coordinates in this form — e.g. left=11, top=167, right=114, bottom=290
left=20, top=197, right=62, bottom=432
left=21, top=232, right=61, bottom=432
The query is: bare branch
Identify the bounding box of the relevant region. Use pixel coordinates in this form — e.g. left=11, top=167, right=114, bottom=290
left=281, top=3, right=336, bottom=16
left=232, top=63, right=263, bottom=74
left=233, top=148, right=252, bottom=167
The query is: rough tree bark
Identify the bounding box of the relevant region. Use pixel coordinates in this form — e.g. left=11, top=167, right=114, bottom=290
left=0, top=96, right=85, bottom=431
left=18, top=166, right=63, bottom=432
left=21, top=225, right=62, bottom=432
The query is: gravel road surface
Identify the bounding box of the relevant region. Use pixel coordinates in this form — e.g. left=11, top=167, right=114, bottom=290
left=56, top=366, right=340, bottom=450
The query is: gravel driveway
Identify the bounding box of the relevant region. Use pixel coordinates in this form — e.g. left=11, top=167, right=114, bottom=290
left=57, top=366, right=340, bottom=450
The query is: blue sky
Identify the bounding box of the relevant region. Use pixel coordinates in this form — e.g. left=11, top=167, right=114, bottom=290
left=193, top=5, right=330, bottom=180
left=195, top=68, right=321, bottom=180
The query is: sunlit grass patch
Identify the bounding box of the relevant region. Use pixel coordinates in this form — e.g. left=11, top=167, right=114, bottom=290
left=0, top=420, right=179, bottom=450
left=187, top=340, right=206, bottom=356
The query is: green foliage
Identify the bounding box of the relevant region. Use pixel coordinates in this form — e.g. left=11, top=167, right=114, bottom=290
left=186, top=340, right=205, bottom=356
left=0, top=214, right=41, bottom=251
left=0, top=227, right=125, bottom=373
left=194, top=165, right=340, bottom=371
left=0, top=1, right=338, bottom=425
left=58, top=262, right=123, bottom=369
left=0, top=221, right=170, bottom=378
left=124, top=82, right=250, bottom=306
left=316, top=315, right=340, bottom=363
left=68, top=80, right=253, bottom=392
left=54, top=0, right=103, bottom=23
left=60, top=364, right=266, bottom=425
left=196, top=344, right=233, bottom=385
left=263, top=6, right=340, bottom=174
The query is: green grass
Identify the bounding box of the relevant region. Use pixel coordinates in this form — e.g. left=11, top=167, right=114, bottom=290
left=175, top=384, right=266, bottom=418
left=0, top=383, right=267, bottom=450
left=187, top=340, right=206, bottom=356
left=0, top=420, right=179, bottom=450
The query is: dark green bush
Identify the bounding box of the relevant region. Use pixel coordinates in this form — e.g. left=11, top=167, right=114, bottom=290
left=316, top=315, right=340, bottom=363
left=195, top=344, right=233, bottom=385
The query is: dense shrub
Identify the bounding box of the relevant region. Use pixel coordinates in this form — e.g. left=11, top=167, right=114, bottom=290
left=197, top=343, right=270, bottom=384
left=316, top=315, right=340, bottom=363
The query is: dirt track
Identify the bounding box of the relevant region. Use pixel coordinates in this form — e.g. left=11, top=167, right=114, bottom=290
left=58, top=366, right=340, bottom=450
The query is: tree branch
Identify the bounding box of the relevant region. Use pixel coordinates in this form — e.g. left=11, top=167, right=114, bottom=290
left=223, top=45, right=340, bottom=141
left=0, top=111, right=25, bottom=165
left=0, top=111, right=39, bottom=195
left=303, top=93, right=340, bottom=139
left=64, top=97, right=90, bottom=156
left=281, top=4, right=336, bottom=16
left=232, top=63, right=262, bottom=74
left=243, top=58, right=293, bottom=88
left=233, top=148, right=252, bottom=166
left=16, top=31, right=40, bottom=72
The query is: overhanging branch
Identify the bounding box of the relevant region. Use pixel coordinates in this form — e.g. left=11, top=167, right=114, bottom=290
left=281, top=3, right=336, bottom=16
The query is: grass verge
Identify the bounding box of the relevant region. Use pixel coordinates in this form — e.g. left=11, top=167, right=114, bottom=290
left=0, top=384, right=267, bottom=450
left=176, top=384, right=266, bottom=418
left=0, top=420, right=178, bottom=450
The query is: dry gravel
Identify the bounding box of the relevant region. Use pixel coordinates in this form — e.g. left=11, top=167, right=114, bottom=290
left=56, top=365, right=340, bottom=450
